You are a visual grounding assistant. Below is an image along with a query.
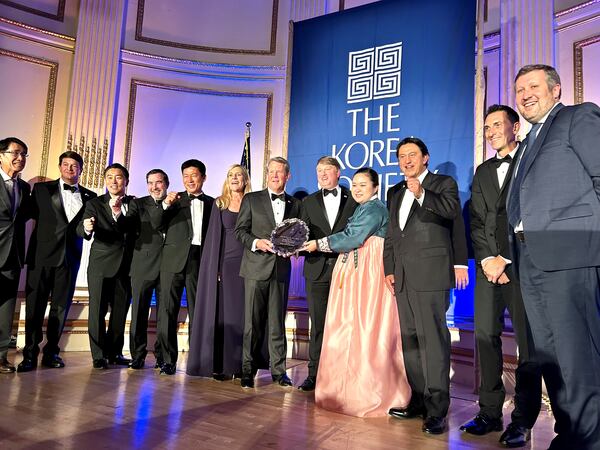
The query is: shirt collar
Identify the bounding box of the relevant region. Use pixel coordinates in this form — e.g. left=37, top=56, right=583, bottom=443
left=267, top=188, right=285, bottom=198
left=497, top=145, right=519, bottom=159
left=1, top=168, right=14, bottom=182
left=417, top=169, right=429, bottom=183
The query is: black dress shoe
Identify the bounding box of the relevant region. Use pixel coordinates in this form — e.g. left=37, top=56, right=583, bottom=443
left=17, top=358, right=37, bottom=372
left=298, top=376, right=316, bottom=391
left=240, top=374, right=254, bottom=388
left=273, top=373, right=293, bottom=387
left=93, top=358, right=108, bottom=369
left=460, top=414, right=503, bottom=435
left=160, top=363, right=176, bottom=375
left=422, top=416, right=447, bottom=434
left=389, top=404, right=425, bottom=419
left=128, top=358, right=145, bottom=370
left=0, top=358, right=16, bottom=373
left=109, top=355, right=131, bottom=366
left=41, top=354, right=65, bottom=368
left=154, top=358, right=164, bottom=369
left=499, top=423, right=531, bottom=448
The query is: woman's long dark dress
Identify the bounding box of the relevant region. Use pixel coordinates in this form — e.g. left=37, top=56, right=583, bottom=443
left=186, top=208, right=248, bottom=376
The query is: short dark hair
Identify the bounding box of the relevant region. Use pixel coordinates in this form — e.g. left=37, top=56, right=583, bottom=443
left=515, top=64, right=561, bottom=99
left=146, top=168, right=169, bottom=187
left=181, top=159, right=206, bottom=176
left=59, top=150, right=84, bottom=168
left=104, top=163, right=129, bottom=181
left=0, top=137, right=28, bottom=153
left=396, top=136, right=430, bottom=158
left=316, top=156, right=341, bottom=171
left=354, top=167, right=379, bottom=186
left=485, top=104, right=520, bottom=125
left=268, top=156, right=291, bottom=174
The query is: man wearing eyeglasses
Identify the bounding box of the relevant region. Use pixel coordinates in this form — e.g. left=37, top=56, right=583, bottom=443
left=0, top=137, right=31, bottom=374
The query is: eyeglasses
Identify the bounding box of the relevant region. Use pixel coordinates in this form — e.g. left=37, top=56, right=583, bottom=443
left=1, top=150, right=29, bottom=158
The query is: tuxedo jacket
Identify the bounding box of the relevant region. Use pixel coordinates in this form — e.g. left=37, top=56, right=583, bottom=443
left=387, top=181, right=468, bottom=266
left=26, top=179, right=96, bottom=270
left=301, top=187, right=357, bottom=282
left=128, top=195, right=165, bottom=281
left=383, top=173, right=461, bottom=291
left=470, top=147, right=520, bottom=266
left=235, top=189, right=302, bottom=282
left=0, top=177, right=31, bottom=269
left=76, top=193, right=136, bottom=278
left=507, top=102, right=600, bottom=271
left=160, top=192, right=214, bottom=274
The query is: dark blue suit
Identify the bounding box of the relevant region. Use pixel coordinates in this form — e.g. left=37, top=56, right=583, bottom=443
left=506, top=102, right=600, bottom=449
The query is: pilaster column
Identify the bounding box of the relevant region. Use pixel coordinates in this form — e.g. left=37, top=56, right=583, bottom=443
left=500, top=0, right=555, bottom=108
left=65, top=0, right=126, bottom=190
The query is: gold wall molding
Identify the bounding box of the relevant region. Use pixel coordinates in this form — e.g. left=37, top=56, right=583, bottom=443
left=556, top=0, right=600, bottom=17
left=0, top=16, right=74, bottom=42
left=0, top=48, right=58, bottom=178
left=0, top=0, right=66, bottom=21
left=573, top=34, right=600, bottom=104
left=66, top=133, right=108, bottom=189
left=124, top=79, right=273, bottom=187
left=134, top=0, right=279, bottom=55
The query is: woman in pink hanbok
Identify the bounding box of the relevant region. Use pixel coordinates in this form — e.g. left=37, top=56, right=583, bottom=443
left=303, top=168, right=410, bottom=417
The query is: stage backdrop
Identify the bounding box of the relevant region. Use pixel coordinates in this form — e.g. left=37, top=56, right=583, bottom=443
left=287, top=0, right=476, bottom=320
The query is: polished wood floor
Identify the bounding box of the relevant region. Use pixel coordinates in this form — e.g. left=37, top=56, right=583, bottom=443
left=0, top=351, right=555, bottom=449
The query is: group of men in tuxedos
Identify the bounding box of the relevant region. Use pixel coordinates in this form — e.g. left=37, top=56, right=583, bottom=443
left=77, top=159, right=214, bottom=374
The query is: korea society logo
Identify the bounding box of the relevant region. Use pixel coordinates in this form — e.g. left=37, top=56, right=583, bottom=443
left=347, top=42, right=402, bottom=104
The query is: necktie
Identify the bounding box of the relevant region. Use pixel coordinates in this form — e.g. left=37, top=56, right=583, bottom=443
left=507, top=122, right=543, bottom=228
left=271, top=192, right=285, bottom=201
left=190, top=194, right=203, bottom=201
left=63, top=184, right=78, bottom=193
left=323, top=188, right=338, bottom=197
left=492, top=154, right=512, bottom=167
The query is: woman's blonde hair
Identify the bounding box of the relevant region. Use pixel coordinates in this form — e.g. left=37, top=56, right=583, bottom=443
left=216, top=164, right=251, bottom=210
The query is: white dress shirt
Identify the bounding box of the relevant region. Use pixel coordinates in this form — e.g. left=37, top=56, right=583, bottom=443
left=322, top=186, right=341, bottom=229
left=189, top=193, right=204, bottom=246
left=399, top=169, right=428, bottom=230
left=59, top=179, right=83, bottom=223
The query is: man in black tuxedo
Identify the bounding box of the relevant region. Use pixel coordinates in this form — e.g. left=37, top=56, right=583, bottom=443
left=506, top=65, right=600, bottom=449
left=384, top=137, right=461, bottom=434
left=159, top=159, right=213, bottom=375
left=77, top=163, right=135, bottom=369
left=127, top=169, right=169, bottom=370
left=0, top=137, right=31, bottom=374
left=18, top=151, right=96, bottom=372
left=460, top=104, right=541, bottom=447
left=298, top=156, right=357, bottom=391
left=235, top=156, right=302, bottom=388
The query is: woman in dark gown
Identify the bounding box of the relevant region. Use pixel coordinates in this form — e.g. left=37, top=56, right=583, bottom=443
left=187, top=165, right=267, bottom=378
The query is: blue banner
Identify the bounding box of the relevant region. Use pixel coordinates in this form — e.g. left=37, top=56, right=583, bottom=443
left=287, top=0, right=475, bottom=206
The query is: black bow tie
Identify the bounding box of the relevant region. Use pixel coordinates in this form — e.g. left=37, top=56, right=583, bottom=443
left=63, top=184, right=78, bottom=193
left=323, top=188, right=338, bottom=197
left=190, top=194, right=203, bottom=201
left=493, top=154, right=512, bottom=167
left=271, top=192, right=285, bottom=201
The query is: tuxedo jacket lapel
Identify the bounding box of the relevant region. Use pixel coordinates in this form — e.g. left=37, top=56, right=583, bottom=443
left=0, top=179, right=10, bottom=214
left=49, top=181, right=68, bottom=223
left=261, top=190, right=276, bottom=228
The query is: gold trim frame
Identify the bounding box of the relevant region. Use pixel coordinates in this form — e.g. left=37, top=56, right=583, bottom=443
left=0, top=48, right=58, bottom=177
left=0, top=0, right=66, bottom=21
left=124, top=79, right=273, bottom=187
left=135, top=0, right=279, bottom=55
left=573, top=34, right=600, bottom=104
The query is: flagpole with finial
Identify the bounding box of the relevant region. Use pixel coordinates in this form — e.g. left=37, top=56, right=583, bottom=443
left=241, top=122, right=252, bottom=177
